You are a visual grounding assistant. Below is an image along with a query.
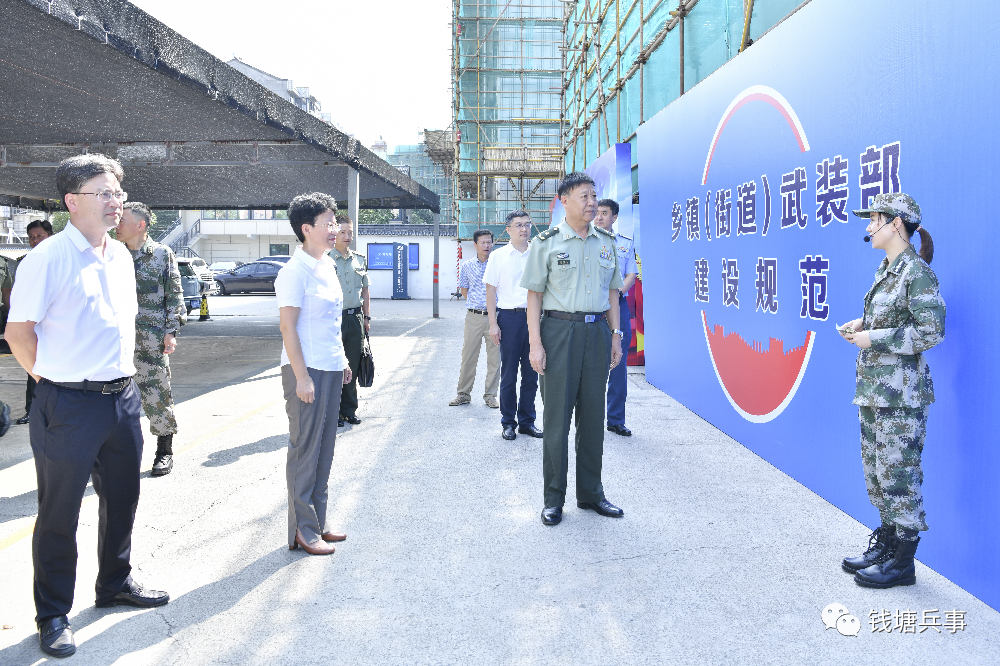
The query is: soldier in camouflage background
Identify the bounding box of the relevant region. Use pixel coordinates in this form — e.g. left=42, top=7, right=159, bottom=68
left=118, top=201, right=186, bottom=476
left=839, top=192, right=945, bottom=589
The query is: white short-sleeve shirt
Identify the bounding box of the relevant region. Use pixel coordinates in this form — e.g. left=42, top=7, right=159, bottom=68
left=8, top=222, right=138, bottom=382
left=275, top=247, right=348, bottom=371
left=482, top=242, right=530, bottom=309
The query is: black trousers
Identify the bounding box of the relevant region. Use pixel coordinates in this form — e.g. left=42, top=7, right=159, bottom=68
left=30, top=378, right=144, bottom=622
left=497, top=309, right=538, bottom=427
left=26, top=374, right=37, bottom=413
left=339, top=313, right=364, bottom=419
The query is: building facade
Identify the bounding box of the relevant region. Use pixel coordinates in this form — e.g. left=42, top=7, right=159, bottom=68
left=388, top=135, right=454, bottom=225
left=228, top=57, right=335, bottom=126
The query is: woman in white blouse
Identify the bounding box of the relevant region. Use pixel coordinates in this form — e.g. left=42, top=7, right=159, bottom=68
left=276, top=193, right=352, bottom=555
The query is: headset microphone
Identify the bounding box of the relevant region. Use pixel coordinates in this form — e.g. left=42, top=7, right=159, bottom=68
left=863, top=234, right=872, bottom=242
left=863, top=219, right=890, bottom=243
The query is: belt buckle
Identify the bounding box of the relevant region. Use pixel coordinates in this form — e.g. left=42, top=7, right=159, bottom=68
left=102, top=380, right=122, bottom=395
left=585, top=314, right=597, bottom=323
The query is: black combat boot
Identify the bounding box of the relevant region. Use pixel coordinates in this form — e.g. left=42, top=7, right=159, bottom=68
left=842, top=524, right=894, bottom=573
left=151, top=435, right=174, bottom=477
left=854, top=534, right=919, bottom=588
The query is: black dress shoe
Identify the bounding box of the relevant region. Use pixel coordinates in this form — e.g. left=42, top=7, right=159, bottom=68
left=541, top=506, right=563, bottom=526
left=151, top=454, right=173, bottom=477
left=0, top=403, right=10, bottom=437
left=607, top=424, right=632, bottom=436
left=16, top=413, right=30, bottom=425
left=577, top=499, right=625, bottom=518
left=96, top=580, right=170, bottom=608
left=344, top=415, right=361, bottom=425
left=38, top=615, right=75, bottom=658
left=517, top=424, right=543, bottom=438
left=502, top=425, right=517, bottom=440
left=338, top=418, right=345, bottom=427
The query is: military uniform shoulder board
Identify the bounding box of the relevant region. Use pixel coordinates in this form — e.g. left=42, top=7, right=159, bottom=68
left=595, top=226, right=615, bottom=238
left=536, top=227, right=559, bottom=241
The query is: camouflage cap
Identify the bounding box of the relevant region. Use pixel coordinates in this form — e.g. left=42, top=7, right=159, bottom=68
left=852, top=192, right=921, bottom=226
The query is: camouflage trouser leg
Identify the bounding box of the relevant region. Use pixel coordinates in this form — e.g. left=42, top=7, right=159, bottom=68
left=135, top=353, right=178, bottom=437
left=859, top=405, right=929, bottom=535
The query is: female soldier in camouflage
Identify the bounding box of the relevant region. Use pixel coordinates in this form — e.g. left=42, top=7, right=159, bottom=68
left=838, top=192, right=945, bottom=589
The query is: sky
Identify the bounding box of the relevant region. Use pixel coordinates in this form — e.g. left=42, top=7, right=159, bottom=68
left=129, top=0, right=452, bottom=152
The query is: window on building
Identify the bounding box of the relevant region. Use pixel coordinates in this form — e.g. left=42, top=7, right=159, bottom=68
left=269, top=244, right=289, bottom=256
left=202, top=210, right=216, bottom=219
left=252, top=210, right=266, bottom=219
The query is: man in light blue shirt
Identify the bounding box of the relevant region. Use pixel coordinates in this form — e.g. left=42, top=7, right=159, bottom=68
left=449, top=229, right=500, bottom=407
left=596, top=199, right=638, bottom=436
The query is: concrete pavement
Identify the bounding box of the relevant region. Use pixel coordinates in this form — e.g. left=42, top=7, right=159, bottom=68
left=0, top=296, right=997, bottom=665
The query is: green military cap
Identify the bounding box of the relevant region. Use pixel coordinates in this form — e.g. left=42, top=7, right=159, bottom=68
left=853, top=192, right=922, bottom=226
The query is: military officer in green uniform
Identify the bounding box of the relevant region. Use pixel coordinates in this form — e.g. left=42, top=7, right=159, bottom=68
left=332, top=213, right=370, bottom=428
left=520, top=171, right=626, bottom=526
left=117, top=202, right=186, bottom=476
left=839, top=192, right=944, bottom=589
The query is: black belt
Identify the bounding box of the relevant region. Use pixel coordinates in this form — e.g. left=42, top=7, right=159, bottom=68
left=343, top=307, right=362, bottom=315
left=545, top=310, right=606, bottom=323
left=43, top=377, right=131, bottom=394
left=499, top=307, right=527, bottom=313
left=468, top=308, right=488, bottom=316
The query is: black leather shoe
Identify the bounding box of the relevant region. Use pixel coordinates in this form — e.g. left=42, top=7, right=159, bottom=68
left=344, top=415, right=361, bottom=425
left=38, top=615, right=75, bottom=658
left=96, top=580, right=170, bottom=608
left=16, top=413, right=30, bottom=425
left=607, top=424, right=632, bottom=436
left=842, top=525, right=893, bottom=573
left=0, top=404, right=10, bottom=437
left=502, top=425, right=517, bottom=440
left=577, top=499, right=624, bottom=518
left=151, top=454, right=173, bottom=477
left=541, top=506, right=562, bottom=526
left=855, top=536, right=919, bottom=589
left=338, top=418, right=345, bottom=427
left=517, top=424, right=543, bottom=438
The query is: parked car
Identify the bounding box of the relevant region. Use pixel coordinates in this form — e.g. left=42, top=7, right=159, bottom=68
left=214, top=261, right=283, bottom=295
left=256, top=255, right=291, bottom=263
left=177, top=258, right=217, bottom=314
left=209, top=261, right=244, bottom=274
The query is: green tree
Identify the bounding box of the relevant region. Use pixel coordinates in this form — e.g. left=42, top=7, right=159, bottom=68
left=359, top=209, right=394, bottom=224
left=410, top=209, right=433, bottom=224
left=50, top=212, right=69, bottom=233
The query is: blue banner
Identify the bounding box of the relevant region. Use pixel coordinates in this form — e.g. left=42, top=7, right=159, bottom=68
left=638, top=0, right=1000, bottom=607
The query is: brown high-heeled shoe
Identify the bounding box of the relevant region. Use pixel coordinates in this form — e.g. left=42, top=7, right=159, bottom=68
left=289, top=528, right=336, bottom=555
left=321, top=532, right=347, bottom=543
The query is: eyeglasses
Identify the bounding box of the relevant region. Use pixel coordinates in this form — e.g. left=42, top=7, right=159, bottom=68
left=308, top=222, right=339, bottom=230
left=509, top=223, right=532, bottom=230
left=74, top=189, right=128, bottom=203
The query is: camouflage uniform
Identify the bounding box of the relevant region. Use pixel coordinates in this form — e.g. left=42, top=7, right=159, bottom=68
left=852, top=194, right=945, bottom=539
left=0, top=258, right=10, bottom=429
left=131, top=235, right=186, bottom=436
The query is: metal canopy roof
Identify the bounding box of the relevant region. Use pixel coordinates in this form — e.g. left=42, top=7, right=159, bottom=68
left=0, top=0, right=440, bottom=212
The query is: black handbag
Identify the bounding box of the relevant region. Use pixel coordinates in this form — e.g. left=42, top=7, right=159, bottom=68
left=357, top=330, right=374, bottom=388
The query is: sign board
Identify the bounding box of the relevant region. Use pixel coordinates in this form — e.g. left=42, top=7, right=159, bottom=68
left=392, top=242, right=409, bottom=299
left=638, top=0, right=1000, bottom=608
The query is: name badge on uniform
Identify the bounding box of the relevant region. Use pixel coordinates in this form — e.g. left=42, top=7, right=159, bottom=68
left=557, top=252, right=570, bottom=266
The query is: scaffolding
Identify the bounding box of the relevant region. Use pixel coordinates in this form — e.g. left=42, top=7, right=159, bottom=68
left=563, top=0, right=808, bottom=188
left=452, top=0, right=568, bottom=241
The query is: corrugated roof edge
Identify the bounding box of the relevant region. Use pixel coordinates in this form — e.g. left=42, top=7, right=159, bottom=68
left=17, top=0, right=440, bottom=212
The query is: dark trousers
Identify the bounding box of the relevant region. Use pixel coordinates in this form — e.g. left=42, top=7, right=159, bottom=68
left=606, top=296, right=631, bottom=426
left=339, top=313, right=364, bottom=419
left=29, top=378, right=144, bottom=622
left=497, top=309, right=538, bottom=428
left=539, top=316, right=611, bottom=507
left=26, top=374, right=37, bottom=413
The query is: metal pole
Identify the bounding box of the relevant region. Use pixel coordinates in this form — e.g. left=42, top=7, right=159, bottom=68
left=347, top=166, right=360, bottom=252
left=433, top=212, right=440, bottom=318
left=740, top=0, right=756, bottom=53
left=679, top=3, right=685, bottom=97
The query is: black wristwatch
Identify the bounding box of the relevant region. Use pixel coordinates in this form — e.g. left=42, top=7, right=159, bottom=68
left=363, top=315, right=372, bottom=321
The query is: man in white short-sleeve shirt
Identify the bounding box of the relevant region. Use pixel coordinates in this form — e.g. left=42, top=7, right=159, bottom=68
left=484, top=210, right=542, bottom=441
left=6, top=154, right=169, bottom=659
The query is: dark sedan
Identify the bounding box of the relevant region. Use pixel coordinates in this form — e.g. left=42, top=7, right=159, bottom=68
left=215, top=261, right=284, bottom=295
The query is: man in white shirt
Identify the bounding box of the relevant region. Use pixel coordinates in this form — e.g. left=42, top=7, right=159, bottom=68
left=6, top=155, right=169, bottom=659
left=484, top=211, right=542, bottom=441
